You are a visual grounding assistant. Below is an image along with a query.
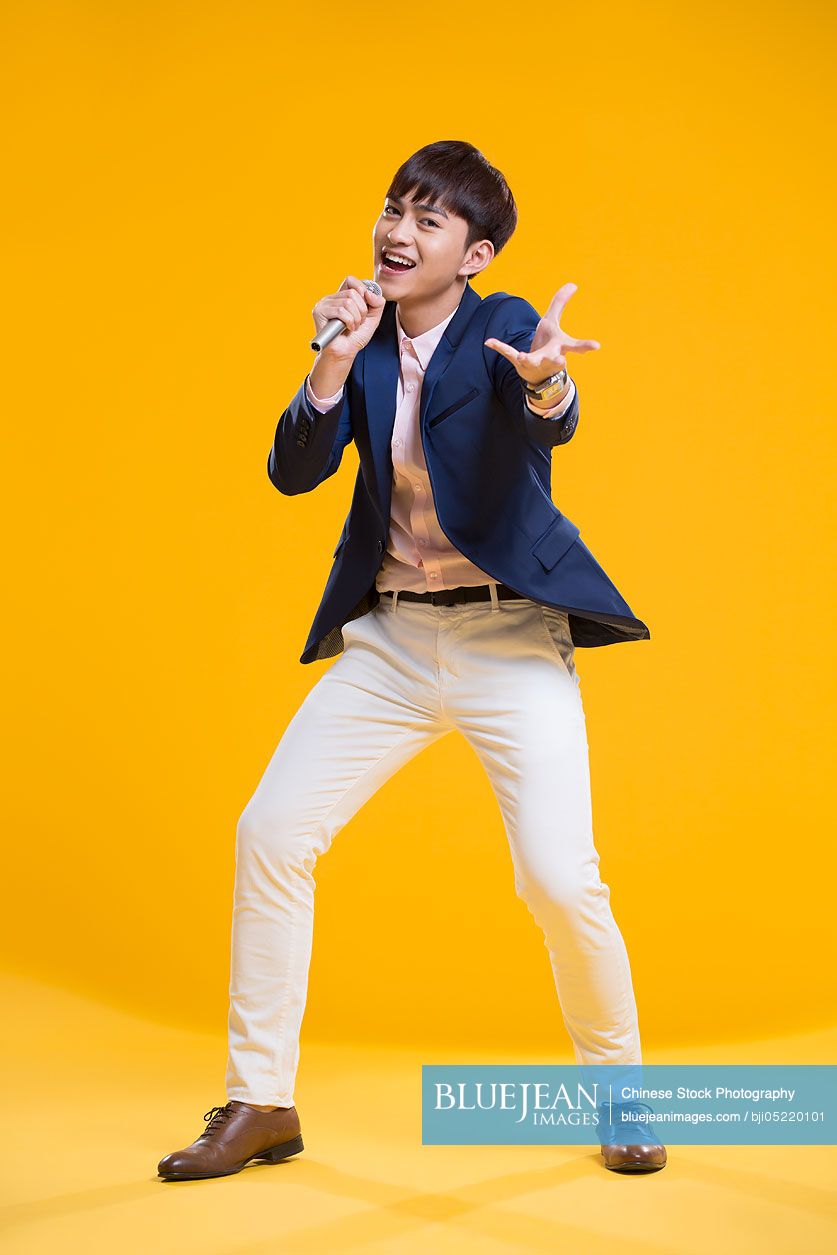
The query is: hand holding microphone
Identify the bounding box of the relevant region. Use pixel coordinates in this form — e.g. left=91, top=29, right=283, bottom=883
left=310, top=277, right=385, bottom=357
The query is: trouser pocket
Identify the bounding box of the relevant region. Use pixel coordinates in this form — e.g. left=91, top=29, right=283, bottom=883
left=539, top=607, right=580, bottom=687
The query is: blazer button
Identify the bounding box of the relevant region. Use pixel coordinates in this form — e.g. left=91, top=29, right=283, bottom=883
left=296, top=438, right=306, bottom=447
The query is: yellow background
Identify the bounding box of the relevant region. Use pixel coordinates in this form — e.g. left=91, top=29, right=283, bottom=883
left=2, top=0, right=835, bottom=1061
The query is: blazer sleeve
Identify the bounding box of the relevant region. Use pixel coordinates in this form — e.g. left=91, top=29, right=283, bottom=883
left=267, top=371, right=355, bottom=496
left=483, top=296, right=580, bottom=450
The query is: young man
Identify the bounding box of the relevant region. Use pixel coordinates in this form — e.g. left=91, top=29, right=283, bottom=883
left=157, top=140, right=665, bottom=1180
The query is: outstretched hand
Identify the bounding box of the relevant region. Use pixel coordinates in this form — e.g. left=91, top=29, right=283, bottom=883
left=484, top=282, right=601, bottom=385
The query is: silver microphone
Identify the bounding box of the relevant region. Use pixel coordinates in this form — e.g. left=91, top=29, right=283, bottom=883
left=310, top=280, right=383, bottom=352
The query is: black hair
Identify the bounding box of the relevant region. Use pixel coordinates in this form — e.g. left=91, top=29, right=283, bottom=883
left=385, top=140, right=517, bottom=281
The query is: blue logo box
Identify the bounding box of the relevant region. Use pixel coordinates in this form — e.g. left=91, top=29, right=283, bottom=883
left=421, top=1065, right=837, bottom=1145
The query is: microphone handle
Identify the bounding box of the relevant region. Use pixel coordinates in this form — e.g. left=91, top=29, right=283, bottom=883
left=310, top=280, right=382, bottom=352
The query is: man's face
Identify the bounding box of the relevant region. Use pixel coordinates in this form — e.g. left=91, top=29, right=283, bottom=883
left=371, top=186, right=490, bottom=296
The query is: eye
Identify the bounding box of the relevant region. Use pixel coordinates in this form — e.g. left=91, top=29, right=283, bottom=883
left=383, top=204, right=441, bottom=228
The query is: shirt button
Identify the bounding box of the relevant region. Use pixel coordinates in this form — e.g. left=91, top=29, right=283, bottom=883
left=413, top=483, right=421, bottom=491
left=406, top=383, right=415, bottom=393
left=429, top=572, right=438, bottom=579
left=394, top=439, right=402, bottom=447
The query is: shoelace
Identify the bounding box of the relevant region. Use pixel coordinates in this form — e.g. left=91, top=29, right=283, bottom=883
left=200, top=1101, right=236, bottom=1138
left=613, top=1101, right=655, bottom=1118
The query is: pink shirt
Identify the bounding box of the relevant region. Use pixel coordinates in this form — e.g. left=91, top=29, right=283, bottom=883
left=306, top=294, right=576, bottom=594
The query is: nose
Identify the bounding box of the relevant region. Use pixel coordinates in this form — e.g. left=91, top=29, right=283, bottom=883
left=386, top=224, right=413, bottom=246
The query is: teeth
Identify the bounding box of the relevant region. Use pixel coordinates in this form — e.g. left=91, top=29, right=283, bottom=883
left=384, top=250, right=415, bottom=267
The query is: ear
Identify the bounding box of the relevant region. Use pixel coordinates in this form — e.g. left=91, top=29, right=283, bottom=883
left=464, top=238, right=494, bottom=280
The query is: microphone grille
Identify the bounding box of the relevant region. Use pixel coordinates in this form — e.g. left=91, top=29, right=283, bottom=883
left=363, top=280, right=383, bottom=296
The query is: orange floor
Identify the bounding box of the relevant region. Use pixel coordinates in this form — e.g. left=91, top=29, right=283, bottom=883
left=1, top=970, right=835, bottom=1253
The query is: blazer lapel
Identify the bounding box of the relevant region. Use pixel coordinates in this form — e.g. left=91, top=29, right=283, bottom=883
left=362, top=283, right=483, bottom=521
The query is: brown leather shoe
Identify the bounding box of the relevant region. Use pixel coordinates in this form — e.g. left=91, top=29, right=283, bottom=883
left=597, top=1101, right=667, bottom=1173
left=600, top=1141, right=667, bottom=1172
left=157, top=1101, right=304, bottom=1180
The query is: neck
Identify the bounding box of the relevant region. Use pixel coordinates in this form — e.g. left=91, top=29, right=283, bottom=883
left=396, top=279, right=469, bottom=339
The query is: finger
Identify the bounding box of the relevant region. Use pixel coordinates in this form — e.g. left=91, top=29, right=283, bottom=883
left=527, top=353, right=567, bottom=373
left=484, top=337, right=521, bottom=364
left=341, top=274, right=384, bottom=308
left=348, top=289, right=367, bottom=319
left=339, top=275, right=366, bottom=293
left=563, top=339, right=601, bottom=353
left=337, top=301, right=362, bottom=330
left=543, top=281, right=578, bottom=322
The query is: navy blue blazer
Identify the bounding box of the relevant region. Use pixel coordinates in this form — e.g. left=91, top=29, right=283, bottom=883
left=268, top=282, right=650, bottom=664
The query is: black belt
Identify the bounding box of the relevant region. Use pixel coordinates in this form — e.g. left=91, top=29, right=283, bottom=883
left=380, top=583, right=529, bottom=607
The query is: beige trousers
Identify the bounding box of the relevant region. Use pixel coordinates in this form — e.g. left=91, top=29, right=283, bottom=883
left=226, top=590, right=642, bottom=1106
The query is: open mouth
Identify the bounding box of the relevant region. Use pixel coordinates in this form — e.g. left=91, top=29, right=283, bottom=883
left=380, top=251, right=417, bottom=276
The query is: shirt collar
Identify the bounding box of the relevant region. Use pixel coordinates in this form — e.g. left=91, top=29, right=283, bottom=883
left=394, top=290, right=466, bottom=372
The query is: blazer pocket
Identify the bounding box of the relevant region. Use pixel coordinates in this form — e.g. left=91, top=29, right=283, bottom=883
left=531, top=512, right=581, bottom=570
left=426, top=386, right=480, bottom=430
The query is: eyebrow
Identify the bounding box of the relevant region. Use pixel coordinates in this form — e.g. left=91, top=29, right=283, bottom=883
left=387, top=194, right=449, bottom=220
